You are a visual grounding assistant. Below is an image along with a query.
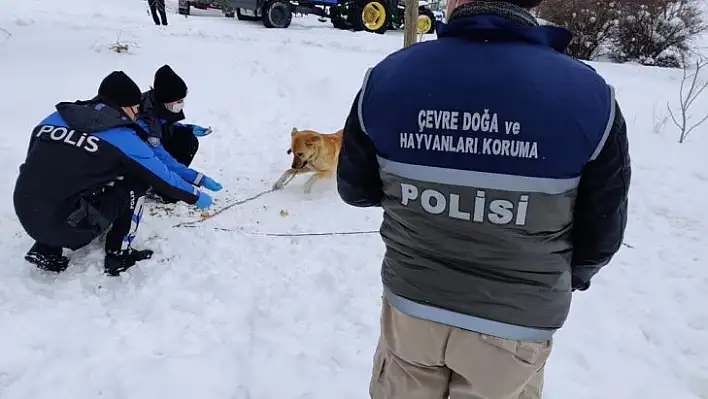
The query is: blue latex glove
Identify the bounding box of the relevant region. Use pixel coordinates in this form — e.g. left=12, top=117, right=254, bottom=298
left=195, top=191, right=213, bottom=210
left=192, top=124, right=212, bottom=137
left=201, top=176, right=222, bottom=192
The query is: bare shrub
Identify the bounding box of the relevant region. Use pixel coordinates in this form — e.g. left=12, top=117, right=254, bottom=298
left=107, top=31, right=137, bottom=54
left=667, top=54, right=708, bottom=143
left=109, top=42, right=130, bottom=53
left=536, top=0, right=621, bottom=60
left=611, top=0, right=706, bottom=67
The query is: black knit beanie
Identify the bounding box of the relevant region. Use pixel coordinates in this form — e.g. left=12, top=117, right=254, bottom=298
left=153, top=65, right=188, bottom=103
left=97, top=71, right=142, bottom=107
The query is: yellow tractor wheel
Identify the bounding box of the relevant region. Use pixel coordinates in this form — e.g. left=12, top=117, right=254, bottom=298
left=416, top=9, right=436, bottom=34
left=347, top=0, right=390, bottom=34
left=416, top=14, right=432, bottom=34
left=361, top=1, right=388, bottom=32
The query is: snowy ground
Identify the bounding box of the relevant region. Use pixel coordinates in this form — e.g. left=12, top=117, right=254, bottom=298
left=0, top=0, right=707, bottom=398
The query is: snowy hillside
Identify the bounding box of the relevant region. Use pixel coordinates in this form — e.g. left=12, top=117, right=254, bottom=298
left=0, top=0, right=706, bottom=398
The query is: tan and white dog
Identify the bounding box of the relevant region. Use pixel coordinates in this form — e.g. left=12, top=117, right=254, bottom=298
left=272, top=127, right=343, bottom=193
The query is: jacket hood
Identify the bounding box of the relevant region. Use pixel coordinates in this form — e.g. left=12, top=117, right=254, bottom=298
left=437, top=14, right=573, bottom=54
left=55, top=99, right=136, bottom=133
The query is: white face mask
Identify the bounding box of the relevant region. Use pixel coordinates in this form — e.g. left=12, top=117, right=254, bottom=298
left=166, top=101, right=184, bottom=113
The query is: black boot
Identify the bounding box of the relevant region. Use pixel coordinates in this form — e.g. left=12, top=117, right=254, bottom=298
left=25, top=242, right=69, bottom=272
left=104, top=248, right=154, bottom=276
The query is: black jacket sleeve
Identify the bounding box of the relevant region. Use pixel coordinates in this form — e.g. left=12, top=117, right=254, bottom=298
left=336, top=91, right=384, bottom=207
left=571, top=100, right=631, bottom=291
left=170, top=123, right=194, bottom=138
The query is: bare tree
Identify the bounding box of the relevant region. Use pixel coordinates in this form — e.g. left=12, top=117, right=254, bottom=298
left=667, top=53, right=708, bottom=143
left=404, top=0, right=419, bottom=47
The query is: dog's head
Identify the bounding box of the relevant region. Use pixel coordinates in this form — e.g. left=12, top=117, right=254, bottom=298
left=287, top=127, right=322, bottom=169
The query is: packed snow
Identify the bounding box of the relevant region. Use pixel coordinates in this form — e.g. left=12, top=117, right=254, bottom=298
left=0, top=0, right=706, bottom=398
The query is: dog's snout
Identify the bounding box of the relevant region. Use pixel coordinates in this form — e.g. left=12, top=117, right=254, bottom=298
left=291, top=156, right=308, bottom=169
left=287, top=149, right=292, bottom=154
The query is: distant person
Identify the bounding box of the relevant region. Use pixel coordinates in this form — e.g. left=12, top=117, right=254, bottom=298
left=149, top=0, right=168, bottom=26
left=13, top=71, right=217, bottom=276
left=336, top=0, right=631, bottom=397
left=138, top=64, right=220, bottom=203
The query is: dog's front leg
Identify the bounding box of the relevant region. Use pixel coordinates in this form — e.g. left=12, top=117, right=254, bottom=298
left=273, top=168, right=297, bottom=190
left=303, top=170, right=332, bottom=194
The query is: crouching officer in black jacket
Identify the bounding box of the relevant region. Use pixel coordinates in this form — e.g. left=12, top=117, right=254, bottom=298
left=13, top=71, right=215, bottom=276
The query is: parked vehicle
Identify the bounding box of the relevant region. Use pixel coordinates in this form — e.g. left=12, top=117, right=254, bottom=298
left=178, top=0, right=436, bottom=34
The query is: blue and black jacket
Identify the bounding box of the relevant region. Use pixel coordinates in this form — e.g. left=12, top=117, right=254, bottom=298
left=14, top=99, right=202, bottom=231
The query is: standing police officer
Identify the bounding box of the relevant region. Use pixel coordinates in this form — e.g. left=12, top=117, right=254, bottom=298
left=336, top=0, right=631, bottom=397
left=149, top=0, right=168, bottom=26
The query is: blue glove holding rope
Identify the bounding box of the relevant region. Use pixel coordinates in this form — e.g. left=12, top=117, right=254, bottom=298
left=195, top=191, right=213, bottom=210
left=201, top=175, right=222, bottom=192
left=191, top=124, right=213, bottom=137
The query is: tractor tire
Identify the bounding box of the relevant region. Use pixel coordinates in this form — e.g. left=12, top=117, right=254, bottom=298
left=417, top=7, right=435, bottom=34
left=262, top=0, right=293, bottom=28
left=348, top=0, right=389, bottom=34
left=236, top=8, right=260, bottom=20
left=329, top=7, right=349, bottom=29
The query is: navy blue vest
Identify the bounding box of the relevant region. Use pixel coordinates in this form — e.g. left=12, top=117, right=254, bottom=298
left=358, top=14, right=617, bottom=333
left=360, top=14, right=614, bottom=182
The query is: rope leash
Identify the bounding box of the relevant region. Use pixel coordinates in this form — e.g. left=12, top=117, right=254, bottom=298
left=213, top=228, right=379, bottom=237
left=181, top=227, right=635, bottom=248
left=178, top=224, right=379, bottom=237
left=172, top=172, right=299, bottom=228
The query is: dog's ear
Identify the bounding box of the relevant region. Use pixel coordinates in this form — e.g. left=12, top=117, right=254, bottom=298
left=304, top=135, right=322, bottom=147
left=290, top=127, right=298, bottom=136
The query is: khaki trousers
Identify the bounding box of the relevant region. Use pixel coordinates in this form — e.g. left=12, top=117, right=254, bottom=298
left=369, top=298, right=553, bottom=399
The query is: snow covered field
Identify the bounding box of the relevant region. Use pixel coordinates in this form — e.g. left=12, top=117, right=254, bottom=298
left=0, top=0, right=707, bottom=398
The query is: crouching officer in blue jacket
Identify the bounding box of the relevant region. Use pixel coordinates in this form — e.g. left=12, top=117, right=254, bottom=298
left=13, top=71, right=218, bottom=276
left=336, top=0, right=631, bottom=397
left=139, top=64, right=220, bottom=203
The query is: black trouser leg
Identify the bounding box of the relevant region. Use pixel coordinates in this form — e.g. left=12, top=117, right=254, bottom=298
left=91, top=180, right=154, bottom=275
left=102, top=185, right=147, bottom=254
left=149, top=0, right=161, bottom=25
left=158, top=0, right=168, bottom=25
left=162, top=127, right=199, bottom=167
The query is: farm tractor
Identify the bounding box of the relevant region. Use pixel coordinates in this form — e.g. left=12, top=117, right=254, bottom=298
left=178, top=0, right=437, bottom=34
